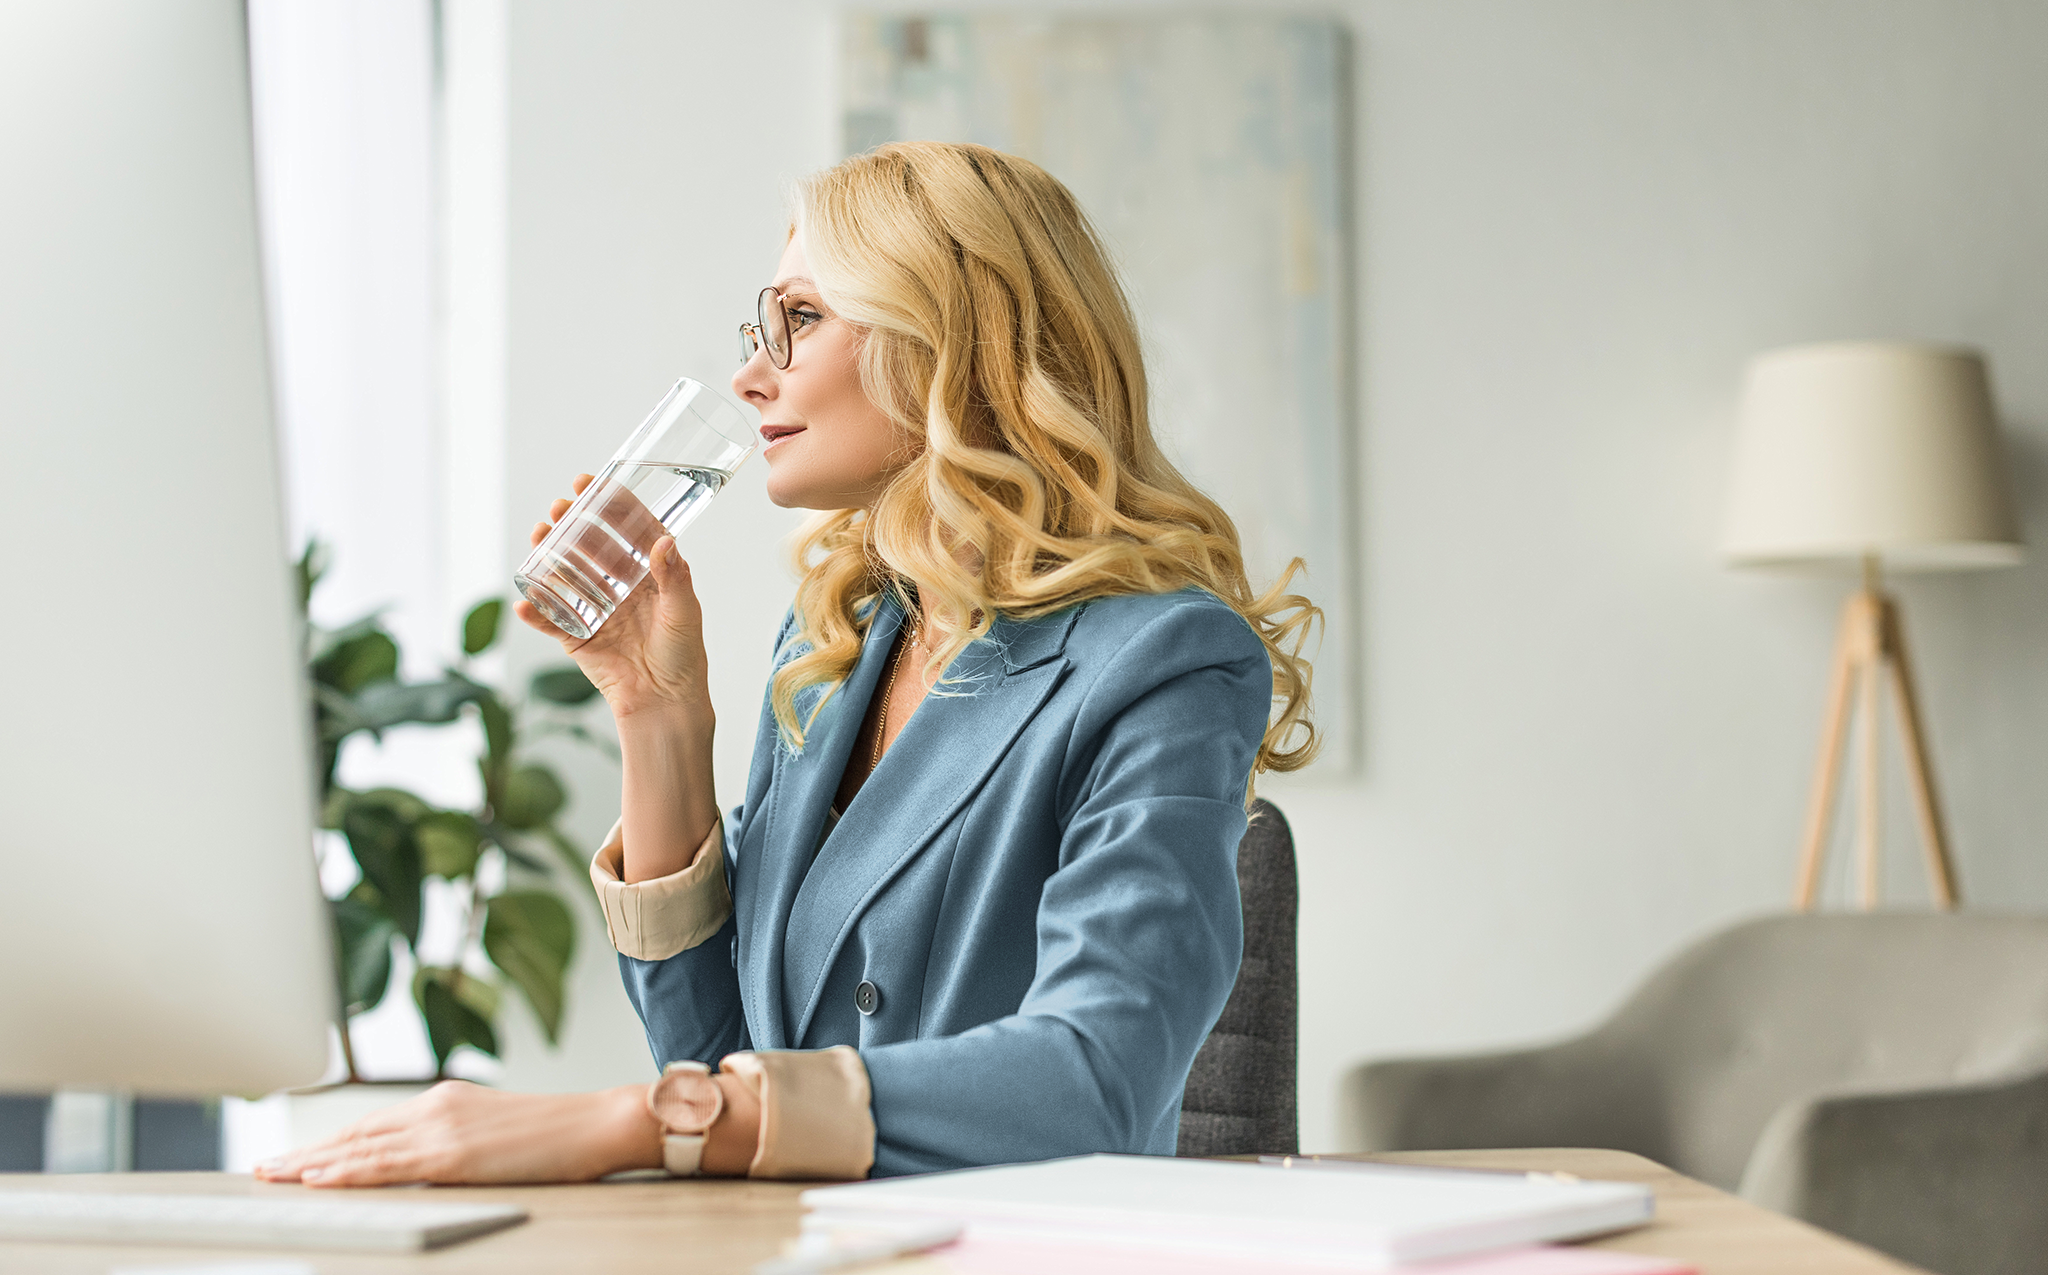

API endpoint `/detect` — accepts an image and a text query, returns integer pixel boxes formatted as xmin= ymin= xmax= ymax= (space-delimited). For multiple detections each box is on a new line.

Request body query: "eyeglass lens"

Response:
xmin=758 ymin=286 xmax=791 ymax=369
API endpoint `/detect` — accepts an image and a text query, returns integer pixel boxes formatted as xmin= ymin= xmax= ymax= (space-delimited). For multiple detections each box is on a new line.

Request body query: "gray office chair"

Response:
xmin=0 ymin=1095 xmax=46 ymax=1172
xmin=1343 ymin=912 xmax=2048 ymax=1275
xmin=0 ymin=1094 xmax=219 ymax=1172
xmin=1179 ymin=797 xmax=1298 ymax=1157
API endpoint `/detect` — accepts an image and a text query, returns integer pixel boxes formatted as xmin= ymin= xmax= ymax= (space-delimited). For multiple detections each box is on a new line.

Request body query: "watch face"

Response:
xmin=648 ymin=1066 xmax=724 ymax=1133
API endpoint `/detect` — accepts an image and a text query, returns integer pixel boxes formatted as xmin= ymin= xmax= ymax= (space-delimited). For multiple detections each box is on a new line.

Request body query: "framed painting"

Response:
xmin=842 ymin=12 xmax=1357 ymax=770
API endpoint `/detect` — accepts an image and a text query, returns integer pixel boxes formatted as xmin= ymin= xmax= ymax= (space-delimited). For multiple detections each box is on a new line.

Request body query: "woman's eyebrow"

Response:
xmin=774 ymin=275 xmax=819 ymax=294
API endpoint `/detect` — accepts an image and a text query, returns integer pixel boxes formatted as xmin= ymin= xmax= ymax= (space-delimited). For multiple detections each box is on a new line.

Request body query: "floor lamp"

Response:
xmin=1722 ymin=342 xmax=2023 ymax=911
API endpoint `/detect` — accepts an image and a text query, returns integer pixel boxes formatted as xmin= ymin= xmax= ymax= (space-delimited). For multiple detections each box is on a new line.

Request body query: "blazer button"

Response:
xmin=854 ymin=980 xmax=880 ymax=1016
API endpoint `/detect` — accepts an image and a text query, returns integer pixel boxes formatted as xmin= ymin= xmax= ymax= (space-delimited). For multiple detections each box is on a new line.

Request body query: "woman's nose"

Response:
xmin=732 ymin=346 xmax=774 ymax=403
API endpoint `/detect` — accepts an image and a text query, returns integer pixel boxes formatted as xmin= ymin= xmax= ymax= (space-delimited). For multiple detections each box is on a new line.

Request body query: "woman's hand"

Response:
xmin=514 ymin=474 xmax=712 ymax=722
xmin=518 ymin=474 xmax=719 ymax=881
xmin=252 ymin=1081 xmax=661 ymax=1188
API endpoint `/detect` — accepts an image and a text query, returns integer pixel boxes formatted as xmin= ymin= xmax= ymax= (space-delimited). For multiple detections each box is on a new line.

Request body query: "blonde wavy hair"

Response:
xmin=774 ymin=141 xmax=1321 ymax=782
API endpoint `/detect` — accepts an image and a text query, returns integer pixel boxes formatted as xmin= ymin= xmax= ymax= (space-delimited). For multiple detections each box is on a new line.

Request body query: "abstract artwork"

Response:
xmin=841 ymin=12 xmax=1357 ymax=769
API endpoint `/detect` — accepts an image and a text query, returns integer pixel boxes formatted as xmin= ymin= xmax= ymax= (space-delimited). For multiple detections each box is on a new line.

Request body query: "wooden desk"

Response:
xmin=0 ymin=1148 xmax=1923 ymax=1274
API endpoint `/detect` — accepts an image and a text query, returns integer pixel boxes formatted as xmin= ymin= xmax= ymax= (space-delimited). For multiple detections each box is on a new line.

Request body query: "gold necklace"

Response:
xmin=871 ymin=613 xmax=921 ymax=774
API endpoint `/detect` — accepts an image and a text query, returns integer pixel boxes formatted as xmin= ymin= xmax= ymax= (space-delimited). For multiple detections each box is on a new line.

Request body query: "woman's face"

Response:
xmin=733 ymin=235 xmax=906 ymax=510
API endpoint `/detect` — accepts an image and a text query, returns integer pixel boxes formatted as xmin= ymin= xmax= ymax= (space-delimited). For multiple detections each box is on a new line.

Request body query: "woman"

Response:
xmin=258 ymin=141 xmax=1318 ymax=1186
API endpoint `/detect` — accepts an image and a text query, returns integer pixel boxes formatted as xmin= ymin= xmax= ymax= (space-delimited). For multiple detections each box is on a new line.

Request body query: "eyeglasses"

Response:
xmin=738 ymin=286 xmax=795 ymax=370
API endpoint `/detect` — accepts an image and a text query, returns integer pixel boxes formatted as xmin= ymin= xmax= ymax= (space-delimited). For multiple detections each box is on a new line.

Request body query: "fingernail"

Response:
xmin=300 ymin=1166 xmax=325 ymax=1182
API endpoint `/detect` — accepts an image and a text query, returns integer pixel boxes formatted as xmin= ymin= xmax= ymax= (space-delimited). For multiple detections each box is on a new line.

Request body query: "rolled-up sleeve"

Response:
xmin=588 ymin=819 xmax=733 ymax=961
xmin=721 ymin=1046 xmax=877 ymax=1180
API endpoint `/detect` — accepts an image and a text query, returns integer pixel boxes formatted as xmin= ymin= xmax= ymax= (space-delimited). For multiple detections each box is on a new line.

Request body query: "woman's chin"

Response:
xmin=763 ymin=475 xmax=807 ymax=509
xmin=764 ymin=476 xmax=831 ymax=511
xmin=764 ymin=470 xmax=868 ymax=512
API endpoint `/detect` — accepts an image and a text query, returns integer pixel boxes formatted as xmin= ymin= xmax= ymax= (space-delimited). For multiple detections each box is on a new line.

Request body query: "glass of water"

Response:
xmin=514 ymin=377 xmax=755 ymax=639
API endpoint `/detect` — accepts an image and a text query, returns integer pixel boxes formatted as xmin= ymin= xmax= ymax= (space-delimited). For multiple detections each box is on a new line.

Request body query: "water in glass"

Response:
xmin=515 ymin=459 xmax=732 ymax=639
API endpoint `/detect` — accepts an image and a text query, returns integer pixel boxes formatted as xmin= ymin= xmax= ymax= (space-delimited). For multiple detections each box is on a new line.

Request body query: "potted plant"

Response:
xmin=297 ymin=543 xmax=612 ymax=1084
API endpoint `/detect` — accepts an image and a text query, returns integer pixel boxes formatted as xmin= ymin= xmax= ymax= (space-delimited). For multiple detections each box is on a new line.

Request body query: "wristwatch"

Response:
xmin=646 ymin=1060 xmax=725 ymax=1177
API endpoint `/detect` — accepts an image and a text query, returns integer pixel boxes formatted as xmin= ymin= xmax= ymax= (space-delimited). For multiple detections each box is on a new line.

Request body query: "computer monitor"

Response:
xmin=0 ymin=0 xmax=333 ymax=1096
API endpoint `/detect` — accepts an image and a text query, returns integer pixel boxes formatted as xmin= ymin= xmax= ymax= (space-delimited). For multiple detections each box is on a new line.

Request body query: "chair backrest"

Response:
xmin=1585 ymin=912 xmax=2048 ymax=1188
xmin=1178 ymin=797 xmax=1298 ymax=1156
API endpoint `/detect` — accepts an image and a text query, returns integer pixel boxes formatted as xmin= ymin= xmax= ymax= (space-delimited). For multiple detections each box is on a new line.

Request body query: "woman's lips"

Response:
xmin=760 ymin=424 xmax=804 ymax=451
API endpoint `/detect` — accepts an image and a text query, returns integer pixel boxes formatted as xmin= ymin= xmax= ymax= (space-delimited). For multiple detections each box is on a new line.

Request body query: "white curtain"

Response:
xmin=249 ymin=0 xmax=442 ymax=666
xmin=245 ymin=0 xmax=507 ymax=1085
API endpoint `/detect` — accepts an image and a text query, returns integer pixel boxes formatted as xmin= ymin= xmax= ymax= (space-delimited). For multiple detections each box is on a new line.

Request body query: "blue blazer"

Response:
xmin=619 ymin=586 xmax=1269 ymax=1177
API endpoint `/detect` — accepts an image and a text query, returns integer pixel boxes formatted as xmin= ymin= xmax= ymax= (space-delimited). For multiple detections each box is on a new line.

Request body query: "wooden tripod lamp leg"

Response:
xmin=1796 ymin=597 xmax=1863 ymax=910
xmin=1879 ymin=599 xmax=1961 ymax=909
xmin=1856 ymin=657 xmax=1883 ymax=910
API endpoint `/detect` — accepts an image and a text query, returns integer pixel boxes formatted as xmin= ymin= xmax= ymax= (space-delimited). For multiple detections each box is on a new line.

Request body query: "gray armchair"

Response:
xmin=1343 ymin=913 xmax=2048 ymax=1275
xmin=1179 ymin=798 xmax=1297 ymax=1157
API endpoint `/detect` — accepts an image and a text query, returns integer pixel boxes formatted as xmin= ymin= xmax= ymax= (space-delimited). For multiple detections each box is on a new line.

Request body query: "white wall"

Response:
xmin=491 ymin=1 xmax=835 ymax=1091
xmin=497 ymin=0 xmax=2048 ymax=1150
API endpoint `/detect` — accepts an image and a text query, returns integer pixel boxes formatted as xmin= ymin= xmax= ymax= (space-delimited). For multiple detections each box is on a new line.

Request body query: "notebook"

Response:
xmin=799 ymin=1154 xmax=1656 ymax=1269
xmin=921 ymin=1237 xmax=1692 ymax=1275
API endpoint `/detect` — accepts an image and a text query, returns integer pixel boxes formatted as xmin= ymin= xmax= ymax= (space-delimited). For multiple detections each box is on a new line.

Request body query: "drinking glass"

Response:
xmin=514 ymin=377 xmax=756 ymax=639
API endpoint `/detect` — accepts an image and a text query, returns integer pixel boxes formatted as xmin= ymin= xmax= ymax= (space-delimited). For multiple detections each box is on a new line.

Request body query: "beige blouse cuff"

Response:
xmin=721 ymin=1047 xmax=877 ymax=1180
xmin=587 ymin=818 xmax=733 ymax=961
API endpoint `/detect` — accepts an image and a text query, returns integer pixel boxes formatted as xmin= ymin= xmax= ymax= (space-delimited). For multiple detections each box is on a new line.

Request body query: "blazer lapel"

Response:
xmin=741 ymin=598 xmax=906 ymax=1050
xmin=780 ymin=605 xmax=1083 ymax=1045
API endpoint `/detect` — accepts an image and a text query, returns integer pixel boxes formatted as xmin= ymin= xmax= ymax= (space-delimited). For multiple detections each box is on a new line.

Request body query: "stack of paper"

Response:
xmin=918 ymin=1238 xmax=1691 ymax=1275
xmin=798 ymin=1155 xmax=1681 ymax=1272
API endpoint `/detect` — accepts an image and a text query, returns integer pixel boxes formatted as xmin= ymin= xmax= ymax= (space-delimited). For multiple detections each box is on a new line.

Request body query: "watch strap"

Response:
xmin=661 ymin=1132 xmax=707 ymax=1177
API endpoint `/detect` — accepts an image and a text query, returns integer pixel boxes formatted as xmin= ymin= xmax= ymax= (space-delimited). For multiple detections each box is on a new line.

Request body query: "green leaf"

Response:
xmin=462 ymin=599 xmax=504 ymax=656
xmin=529 ymin=665 xmax=601 ymax=706
xmin=296 ymin=541 xmax=329 ymax=613
xmin=482 ymin=892 xmax=575 ymax=1043
xmin=496 ymin=765 xmax=566 ymax=831
xmin=308 ymin=614 xmax=387 ymax=660
xmin=543 ymin=826 xmax=597 ymax=890
xmin=314 ymin=631 xmax=399 ymax=695
xmin=478 ymin=689 xmax=514 ymax=763
xmin=348 ymin=677 xmax=490 ymax=733
xmin=454 ymin=970 xmax=502 ymax=1021
xmin=318 ymin=786 xmax=352 ymax=831
xmin=413 ymin=968 xmax=499 ymax=1070
xmin=330 ymin=896 xmax=395 ymax=1014
xmin=340 ymin=800 xmax=422 ymax=944
xmin=477 ymin=822 xmax=552 ymax=874
xmin=476 ymin=690 xmax=514 ymax=813
xmin=417 ymin=810 xmax=485 ymax=879
xmin=354 ymin=787 xmax=433 ymax=822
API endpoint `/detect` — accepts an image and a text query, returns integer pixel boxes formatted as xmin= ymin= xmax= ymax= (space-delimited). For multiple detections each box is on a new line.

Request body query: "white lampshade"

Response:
xmin=1722 ymin=341 xmax=2023 ymax=571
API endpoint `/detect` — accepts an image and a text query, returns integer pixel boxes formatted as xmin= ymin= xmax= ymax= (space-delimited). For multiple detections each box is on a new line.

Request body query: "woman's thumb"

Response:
xmin=650 ymin=535 xmax=681 ymax=585
xmin=650 ymin=535 xmax=697 ymax=612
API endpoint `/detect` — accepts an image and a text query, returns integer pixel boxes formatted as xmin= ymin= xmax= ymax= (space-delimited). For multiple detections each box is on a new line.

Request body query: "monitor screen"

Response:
xmin=0 ymin=0 xmax=334 ymax=1097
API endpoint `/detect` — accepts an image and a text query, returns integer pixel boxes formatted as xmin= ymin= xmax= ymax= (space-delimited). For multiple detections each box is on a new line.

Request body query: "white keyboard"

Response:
xmin=0 ymin=1190 xmax=527 ymax=1252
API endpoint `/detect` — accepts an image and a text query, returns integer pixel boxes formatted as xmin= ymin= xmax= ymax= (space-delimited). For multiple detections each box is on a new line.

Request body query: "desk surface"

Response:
xmin=0 ymin=1148 xmax=1922 ymax=1274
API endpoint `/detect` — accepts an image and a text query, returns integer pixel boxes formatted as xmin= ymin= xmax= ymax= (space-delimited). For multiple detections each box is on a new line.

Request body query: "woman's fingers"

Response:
xmin=651 ymin=536 xmax=704 ymax=629
xmin=300 ymin=1138 xmax=441 ymax=1188
xmin=512 ymin=597 xmax=578 ymax=647
xmin=255 ymin=1082 xmax=480 ymax=1186
xmin=254 ymin=1124 xmax=367 ymax=1181
xmin=276 ymin=1132 xmax=418 ymax=1187
xmin=525 ymin=476 xmax=594 ymax=548
xmin=265 ymin=1084 xmax=658 ymax=1187
xmin=252 ymin=1086 xmax=456 ymax=1183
